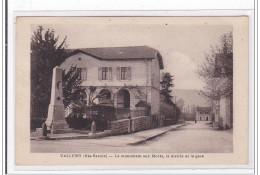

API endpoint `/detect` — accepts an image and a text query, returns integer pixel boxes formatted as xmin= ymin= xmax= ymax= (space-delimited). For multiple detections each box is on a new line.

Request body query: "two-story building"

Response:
xmin=196 ymin=107 xmax=212 ymax=121
xmin=60 ymin=46 xmax=164 ymax=120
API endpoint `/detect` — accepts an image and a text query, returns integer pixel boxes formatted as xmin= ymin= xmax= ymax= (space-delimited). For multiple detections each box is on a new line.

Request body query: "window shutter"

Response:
xmin=77 ymin=68 xmax=82 ymax=80
xmin=82 ymin=68 xmax=87 ymax=80
xmin=127 ymin=67 xmax=131 ymax=80
xmin=109 ymin=67 xmax=112 ymax=80
xmin=98 ymin=67 xmax=102 ymax=80
xmin=116 ymin=67 xmax=120 ymax=80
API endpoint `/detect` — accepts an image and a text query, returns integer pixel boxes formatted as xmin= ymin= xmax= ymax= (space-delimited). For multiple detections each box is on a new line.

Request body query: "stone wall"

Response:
xmin=109 ymin=116 xmax=151 ymax=135
xmin=110 ymin=119 xmax=130 ymax=135
xmin=130 ymin=116 xmax=151 ymax=132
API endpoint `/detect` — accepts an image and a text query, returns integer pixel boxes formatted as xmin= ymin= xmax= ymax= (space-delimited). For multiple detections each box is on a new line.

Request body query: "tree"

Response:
xmin=197 ymin=31 xmax=233 ymax=101
xmin=31 ymin=26 xmax=68 ymax=106
xmin=176 ymin=98 xmax=185 ymax=112
xmin=160 ymin=72 xmax=174 ymax=105
xmin=62 ymin=66 xmax=83 ymax=108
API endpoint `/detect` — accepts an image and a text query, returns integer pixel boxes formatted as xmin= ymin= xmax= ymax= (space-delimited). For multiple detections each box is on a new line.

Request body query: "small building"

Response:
xmin=196 ymin=107 xmax=212 ymax=121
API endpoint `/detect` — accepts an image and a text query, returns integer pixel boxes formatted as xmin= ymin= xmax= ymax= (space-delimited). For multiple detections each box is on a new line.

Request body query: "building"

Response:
xmin=196 ymin=107 xmax=212 ymax=121
xmin=213 ymin=53 xmax=233 ymax=129
xmin=60 ymin=46 xmax=164 ymax=121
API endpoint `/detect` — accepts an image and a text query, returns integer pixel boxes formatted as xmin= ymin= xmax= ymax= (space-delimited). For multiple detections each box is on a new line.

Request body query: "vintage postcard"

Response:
xmin=15 ymin=16 xmax=249 ymax=166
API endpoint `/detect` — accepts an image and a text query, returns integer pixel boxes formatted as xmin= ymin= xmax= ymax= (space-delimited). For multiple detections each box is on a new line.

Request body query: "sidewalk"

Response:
xmin=31 ymin=123 xmax=185 ymax=145
xmin=126 ymin=123 xmax=185 ymax=145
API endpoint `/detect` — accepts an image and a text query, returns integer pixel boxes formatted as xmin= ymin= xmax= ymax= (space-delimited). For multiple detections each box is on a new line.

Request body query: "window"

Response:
xmin=117 ymin=67 xmax=131 ymax=80
xmin=76 ymin=68 xmax=82 ymax=80
xmin=82 ymin=68 xmax=87 ymax=80
xmin=102 ymin=67 xmax=109 ymax=80
xmin=121 ymin=67 xmax=127 ymax=80
xmin=76 ymin=68 xmax=87 ymax=80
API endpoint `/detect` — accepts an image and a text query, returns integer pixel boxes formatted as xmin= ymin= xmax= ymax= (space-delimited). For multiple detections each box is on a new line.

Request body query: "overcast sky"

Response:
xmin=35 ymin=20 xmax=232 ymax=90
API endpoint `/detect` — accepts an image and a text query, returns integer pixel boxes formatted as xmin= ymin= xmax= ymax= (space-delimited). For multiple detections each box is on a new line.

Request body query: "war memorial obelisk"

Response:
xmin=45 ymin=66 xmax=71 ymax=134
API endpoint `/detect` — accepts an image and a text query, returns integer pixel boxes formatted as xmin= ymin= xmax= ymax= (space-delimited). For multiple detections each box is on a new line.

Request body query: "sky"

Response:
xmin=34 ymin=18 xmax=232 ymax=90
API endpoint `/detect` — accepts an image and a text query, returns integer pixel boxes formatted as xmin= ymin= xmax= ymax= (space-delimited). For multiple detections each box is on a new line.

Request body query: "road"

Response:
xmin=31 ymin=121 xmax=232 ymax=153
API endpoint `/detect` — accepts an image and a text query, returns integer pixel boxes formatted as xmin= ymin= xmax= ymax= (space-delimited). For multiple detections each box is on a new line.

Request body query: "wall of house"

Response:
xmin=60 ymin=53 xmax=153 ymax=87
xmin=196 ymin=111 xmax=212 ymax=121
xmin=219 ymin=97 xmax=231 ymax=129
xmin=212 ymin=100 xmax=220 ymax=127
xmin=60 ymin=52 xmax=162 ymax=117
xmin=150 ymin=55 xmax=161 ymax=115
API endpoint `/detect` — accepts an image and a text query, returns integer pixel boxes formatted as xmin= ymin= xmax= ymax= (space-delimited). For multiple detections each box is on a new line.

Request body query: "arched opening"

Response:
xmin=117 ymin=89 xmax=130 ymax=108
xmin=98 ymin=89 xmax=112 ymax=105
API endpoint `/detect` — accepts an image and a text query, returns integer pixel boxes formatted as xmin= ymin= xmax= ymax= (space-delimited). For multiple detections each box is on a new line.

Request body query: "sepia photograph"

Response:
xmin=29 ymin=18 xmax=233 ymax=153
xmin=14 ymin=16 xmax=249 ymax=166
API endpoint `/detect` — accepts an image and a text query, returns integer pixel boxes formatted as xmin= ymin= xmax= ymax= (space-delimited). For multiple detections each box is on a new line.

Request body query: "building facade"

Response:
xmin=60 ymin=46 xmax=164 ymax=120
xmin=196 ymin=107 xmax=212 ymax=121
xmin=213 ymin=53 xmax=233 ymax=129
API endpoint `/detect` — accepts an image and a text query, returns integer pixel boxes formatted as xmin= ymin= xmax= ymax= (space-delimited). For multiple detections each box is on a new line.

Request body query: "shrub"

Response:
xmin=66 ymin=113 xmax=92 ymax=130
xmin=160 ymin=102 xmax=180 ymax=125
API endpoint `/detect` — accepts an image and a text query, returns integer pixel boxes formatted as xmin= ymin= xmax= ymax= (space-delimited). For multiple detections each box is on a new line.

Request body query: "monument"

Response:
xmin=45 ymin=66 xmax=71 ymax=134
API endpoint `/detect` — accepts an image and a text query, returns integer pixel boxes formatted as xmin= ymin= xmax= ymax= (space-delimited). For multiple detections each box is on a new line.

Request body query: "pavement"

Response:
xmin=31 ymin=121 xmax=232 ymax=153
xmin=31 ymin=123 xmax=185 ymax=144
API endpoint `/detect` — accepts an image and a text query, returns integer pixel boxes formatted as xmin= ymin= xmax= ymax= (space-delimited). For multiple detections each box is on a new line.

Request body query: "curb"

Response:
xmin=128 ymin=124 xmax=185 ymax=145
xmin=31 ymin=130 xmax=111 ymax=141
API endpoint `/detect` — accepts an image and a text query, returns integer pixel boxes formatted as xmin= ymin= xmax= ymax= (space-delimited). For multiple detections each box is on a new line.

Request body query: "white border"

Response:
xmin=7 ymin=9 xmax=255 ymax=175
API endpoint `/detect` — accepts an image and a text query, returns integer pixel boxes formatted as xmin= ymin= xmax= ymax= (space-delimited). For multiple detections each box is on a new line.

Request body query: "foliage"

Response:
xmin=31 ymin=26 xmax=68 ymax=105
xmin=30 ymin=118 xmax=46 ymax=131
xmin=62 ymin=66 xmax=83 ymax=108
xmin=160 ymin=72 xmax=175 ymax=105
xmin=66 ymin=113 xmax=92 ymax=130
xmin=176 ymin=98 xmax=185 ymax=112
xmin=197 ymin=32 xmax=233 ymax=101
xmin=65 ymin=111 xmax=111 ymax=131
xmin=160 ymin=102 xmax=180 ymax=122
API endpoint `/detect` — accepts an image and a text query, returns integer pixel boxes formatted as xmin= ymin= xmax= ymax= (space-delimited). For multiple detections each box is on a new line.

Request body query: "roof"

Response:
xmin=65 ymin=46 xmax=164 ymax=69
xmin=196 ymin=107 xmax=212 ymax=112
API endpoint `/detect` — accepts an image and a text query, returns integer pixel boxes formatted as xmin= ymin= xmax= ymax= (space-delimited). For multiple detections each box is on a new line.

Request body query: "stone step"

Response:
xmin=52 ymin=128 xmax=74 ymax=134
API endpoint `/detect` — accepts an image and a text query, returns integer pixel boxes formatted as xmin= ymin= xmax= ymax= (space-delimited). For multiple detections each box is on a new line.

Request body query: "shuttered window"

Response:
xmin=117 ymin=67 xmax=131 ymax=80
xmin=77 ymin=68 xmax=87 ymax=80
xmin=98 ymin=67 xmax=112 ymax=80
xmin=82 ymin=68 xmax=87 ymax=80
xmin=116 ymin=67 xmax=120 ymax=80
xmin=121 ymin=67 xmax=127 ymax=80
xmin=102 ymin=67 xmax=109 ymax=80
xmin=127 ymin=67 xmax=131 ymax=80
xmin=109 ymin=67 xmax=112 ymax=80
xmin=76 ymin=68 xmax=82 ymax=80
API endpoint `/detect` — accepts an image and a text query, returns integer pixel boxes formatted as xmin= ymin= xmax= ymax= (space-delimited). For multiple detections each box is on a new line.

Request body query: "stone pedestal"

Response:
xmin=45 ymin=66 xmax=71 ymax=134
xmin=91 ymin=121 xmax=96 ymax=134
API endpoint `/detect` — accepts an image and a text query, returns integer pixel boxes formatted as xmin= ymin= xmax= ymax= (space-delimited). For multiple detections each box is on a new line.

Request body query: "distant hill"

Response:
xmin=172 ymin=89 xmax=210 ymax=109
